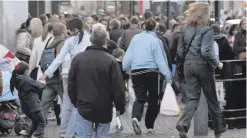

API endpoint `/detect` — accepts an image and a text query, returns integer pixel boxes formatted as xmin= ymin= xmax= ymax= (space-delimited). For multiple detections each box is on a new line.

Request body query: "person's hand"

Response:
xmin=39 ymin=74 xmax=47 ymax=81
xmin=218 ymin=62 xmax=224 ymax=70
xmin=38 ymin=80 xmax=46 ymax=85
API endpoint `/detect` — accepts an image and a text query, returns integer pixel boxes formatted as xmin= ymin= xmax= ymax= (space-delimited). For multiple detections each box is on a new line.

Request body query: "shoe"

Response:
xmin=19 ymin=130 xmax=28 ymax=136
xmin=215 ymin=124 xmax=228 ymax=138
xmin=57 ymin=118 xmax=61 ymax=125
xmin=132 ymin=118 xmax=142 ymax=135
xmin=147 ymin=128 xmax=155 ymax=133
xmin=176 ymin=125 xmax=187 ymax=138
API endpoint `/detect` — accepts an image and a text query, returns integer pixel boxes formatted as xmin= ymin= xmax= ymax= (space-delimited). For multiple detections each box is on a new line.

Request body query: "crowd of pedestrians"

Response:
xmin=9 ymin=1 xmax=246 ymax=138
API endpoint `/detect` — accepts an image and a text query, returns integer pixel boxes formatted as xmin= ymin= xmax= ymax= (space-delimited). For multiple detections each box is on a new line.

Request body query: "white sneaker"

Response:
xmin=147 ymin=128 xmax=155 ymax=133
xmin=132 ymin=118 xmax=142 ymax=135
xmin=19 ymin=130 xmax=28 ymax=136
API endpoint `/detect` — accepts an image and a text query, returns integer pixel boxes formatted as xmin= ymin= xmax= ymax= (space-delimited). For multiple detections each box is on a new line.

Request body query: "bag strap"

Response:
xmin=183 ymin=27 xmax=200 ymax=58
xmin=45 ymin=37 xmax=54 ymax=49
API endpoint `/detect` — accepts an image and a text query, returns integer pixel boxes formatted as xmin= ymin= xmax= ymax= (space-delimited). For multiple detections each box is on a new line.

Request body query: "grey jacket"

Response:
xmin=119 ymin=24 xmax=142 ymax=51
xmin=177 ymin=25 xmax=219 ymax=68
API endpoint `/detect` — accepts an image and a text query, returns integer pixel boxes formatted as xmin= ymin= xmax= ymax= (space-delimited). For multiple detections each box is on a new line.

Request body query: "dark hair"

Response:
xmin=67 ymin=18 xmax=84 ymax=44
xmin=39 ymin=14 xmax=48 ymax=26
xmin=229 ymin=24 xmax=237 ymax=36
xmin=91 ymin=14 xmax=99 ymax=22
xmin=144 ymin=18 xmax=156 ymax=31
xmin=211 ymin=24 xmax=220 ymax=34
xmin=25 ymin=18 xmax=32 ymax=28
xmin=10 ymin=62 xmax=29 ymax=93
xmin=144 ymin=11 xmax=153 ymax=20
xmin=46 ymin=13 xmax=51 ymax=19
xmin=157 ymin=24 xmax=167 ymax=33
xmin=130 ymin=16 xmax=139 ymax=25
xmin=20 ymin=22 xmax=26 ymax=30
xmin=123 ymin=23 xmax=130 ymax=30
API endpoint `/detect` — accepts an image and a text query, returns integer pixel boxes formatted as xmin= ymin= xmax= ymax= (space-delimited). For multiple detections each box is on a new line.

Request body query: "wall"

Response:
xmin=0 ymin=1 xmax=28 ymax=52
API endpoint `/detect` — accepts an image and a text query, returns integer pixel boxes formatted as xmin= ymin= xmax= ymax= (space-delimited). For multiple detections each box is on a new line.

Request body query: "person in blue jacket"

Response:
xmin=123 ymin=18 xmax=172 ymax=135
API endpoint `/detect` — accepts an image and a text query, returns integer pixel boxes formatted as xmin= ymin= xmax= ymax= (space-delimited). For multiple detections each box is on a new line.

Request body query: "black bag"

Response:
xmin=176 ymin=28 xmax=200 ymax=77
xmin=15 ymin=52 xmax=30 ymax=63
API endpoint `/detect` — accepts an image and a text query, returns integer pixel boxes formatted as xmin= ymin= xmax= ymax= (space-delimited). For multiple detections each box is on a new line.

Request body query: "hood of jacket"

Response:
xmin=16 ymin=29 xmax=28 ymax=35
xmin=214 ymin=34 xmax=226 ymax=40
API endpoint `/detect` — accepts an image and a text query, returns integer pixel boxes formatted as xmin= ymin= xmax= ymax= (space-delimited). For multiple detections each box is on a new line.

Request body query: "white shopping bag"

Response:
xmin=160 ymin=83 xmax=179 ymax=116
xmin=125 ymin=79 xmax=136 ymax=118
xmin=110 ymin=107 xmax=117 ymax=133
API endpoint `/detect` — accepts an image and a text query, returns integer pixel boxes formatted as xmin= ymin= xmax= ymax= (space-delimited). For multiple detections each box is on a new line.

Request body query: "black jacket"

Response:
xmin=109 ymin=28 xmax=123 ymax=44
xmin=117 ymin=61 xmax=129 ymax=81
xmin=107 ymin=39 xmax=118 ymax=55
xmin=233 ymin=31 xmax=246 ymax=54
xmin=15 ymin=75 xmax=45 ymax=114
xmin=68 ymin=46 xmax=126 ymax=123
xmin=214 ymin=34 xmax=236 ymax=60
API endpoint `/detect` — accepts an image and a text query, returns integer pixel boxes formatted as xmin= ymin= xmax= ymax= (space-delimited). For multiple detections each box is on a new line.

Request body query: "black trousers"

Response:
xmin=177 ymin=62 xmax=226 ymax=135
xmin=131 ymin=71 xmax=163 ymax=129
xmin=26 ymin=110 xmax=46 ymax=137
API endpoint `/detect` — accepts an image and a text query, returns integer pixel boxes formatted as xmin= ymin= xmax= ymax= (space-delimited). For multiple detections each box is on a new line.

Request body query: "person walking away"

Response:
xmin=39 ymin=18 xmax=91 ymax=138
xmin=175 ymin=2 xmax=227 ymax=138
xmin=15 ymin=18 xmax=33 ymax=63
xmin=123 ymin=18 xmax=172 ymax=135
xmin=164 ymin=20 xmax=178 ymax=49
xmin=39 ymin=14 xmax=48 ymax=26
xmin=233 ymin=17 xmax=246 ymax=75
xmin=119 ymin=16 xmax=142 ymax=51
xmin=68 ymin=24 xmax=125 ymax=138
xmin=10 ymin=62 xmax=46 ymax=138
xmin=109 ymin=19 xmax=123 ymax=44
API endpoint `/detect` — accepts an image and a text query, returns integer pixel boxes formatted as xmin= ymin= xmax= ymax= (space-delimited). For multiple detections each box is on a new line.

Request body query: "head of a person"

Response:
xmin=67 ymin=18 xmax=84 ymax=44
xmin=144 ymin=11 xmax=153 ymax=20
xmin=10 ymin=62 xmax=29 ymax=93
xmin=90 ymin=23 xmax=108 ymax=48
xmin=46 ymin=13 xmax=51 ymax=19
xmin=29 ymin=18 xmax=43 ymax=38
xmin=229 ymin=24 xmax=238 ymax=36
xmin=39 ymin=14 xmax=48 ymax=26
xmin=176 ymin=16 xmax=184 ymax=24
xmin=130 ymin=16 xmax=140 ymax=25
xmin=53 ymin=22 xmax=67 ymax=38
xmin=123 ymin=23 xmax=130 ymax=30
xmin=144 ymin=18 xmax=156 ymax=31
xmin=84 ymin=17 xmax=94 ymax=28
xmin=42 ymin=23 xmax=53 ymax=41
xmin=184 ymin=2 xmax=210 ymax=27
xmin=119 ymin=17 xmax=127 ymax=25
xmin=169 ymin=20 xmax=178 ymax=29
xmin=109 ymin=19 xmax=121 ymax=30
xmin=91 ymin=14 xmax=99 ymax=24
xmin=211 ymin=24 xmax=220 ymax=35
xmin=156 ymin=24 xmax=167 ymax=34
xmin=99 ymin=18 xmax=109 ymax=31
xmin=112 ymin=48 xmax=125 ymax=61
xmin=25 ymin=18 xmax=32 ymax=31
xmin=239 ymin=17 xmax=246 ymax=32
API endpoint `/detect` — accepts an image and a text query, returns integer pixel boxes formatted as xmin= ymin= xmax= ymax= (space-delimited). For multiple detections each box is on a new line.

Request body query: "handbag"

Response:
xmin=176 ymin=27 xmax=200 ymax=77
xmin=15 ymin=52 xmax=30 ymax=63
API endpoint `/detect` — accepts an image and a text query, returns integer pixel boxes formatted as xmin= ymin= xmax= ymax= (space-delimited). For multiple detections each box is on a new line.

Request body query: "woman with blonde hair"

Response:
xmin=176 ymin=2 xmax=227 ymax=138
xmin=29 ymin=18 xmax=43 ymax=39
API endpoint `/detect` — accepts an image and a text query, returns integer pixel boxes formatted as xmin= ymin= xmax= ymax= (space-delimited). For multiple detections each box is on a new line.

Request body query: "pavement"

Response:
xmin=0 ymin=107 xmax=246 ymax=138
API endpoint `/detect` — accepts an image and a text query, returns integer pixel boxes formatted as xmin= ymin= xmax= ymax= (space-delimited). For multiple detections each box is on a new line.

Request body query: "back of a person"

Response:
xmin=73 ymin=48 xmax=116 ymax=123
xmin=130 ymin=31 xmax=159 ymax=69
xmin=124 ymin=25 xmax=142 ymax=49
xmin=109 ymin=28 xmax=122 ymax=43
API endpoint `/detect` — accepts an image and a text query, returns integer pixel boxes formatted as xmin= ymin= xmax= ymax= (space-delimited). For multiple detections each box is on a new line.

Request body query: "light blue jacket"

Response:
xmin=122 ymin=31 xmax=172 ymax=80
xmin=45 ymin=31 xmax=91 ymax=78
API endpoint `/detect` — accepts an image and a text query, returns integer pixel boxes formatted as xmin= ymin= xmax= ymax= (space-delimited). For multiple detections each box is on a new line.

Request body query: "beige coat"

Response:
xmin=16 ymin=30 xmax=32 ymax=56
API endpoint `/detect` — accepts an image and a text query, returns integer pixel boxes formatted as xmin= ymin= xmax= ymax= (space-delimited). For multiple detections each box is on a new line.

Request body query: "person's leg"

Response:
xmin=200 ymin=68 xmax=227 ymax=137
xmin=179 ymin=77 xmax=188 ymax=103
xmin=65 ymin=107 xmax=77 ymax=137
xmin=176 ymin=64 xmax=202 ymax=136
xmin=26 ymin=113 xmax=38 ymax=138
xmin=53 ymin=99 xmax=61 ymax=125
xmin=95 ymin=123 xmax=110 ymax=138
xmin=40 ymin=85 xmax=57 ymax=119
xmin=32 ymin=111 xmax=46 ymax=137
xmin=145 ymin=72 xmax=161 ymax=130
xmin=75 ymin=110 xmax=93 ymax=138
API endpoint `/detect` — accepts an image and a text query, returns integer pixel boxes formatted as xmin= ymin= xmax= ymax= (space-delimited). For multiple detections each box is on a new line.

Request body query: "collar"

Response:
xmin=86 ymin=45 xmax=108 ymax=53
xmin=142 ymin=31 xmax=157 ymax=36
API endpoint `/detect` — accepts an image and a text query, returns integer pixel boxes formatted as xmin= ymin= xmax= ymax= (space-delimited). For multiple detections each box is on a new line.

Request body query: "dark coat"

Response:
xmin=233 ymin=31 xmax=246 ymax=54
xmin=15 ymin=75 xmax=45 ymax=114
xmin=117 ymin=61 xmax=129 ymax=81
xmin=107 ymin=39 xmax=118 ymax=55
xmin=68 ymin=46 xmax=126 ymax=123
xmin=214 ymin=34 xmax=236 ymax=60
xmin=109 ymin=28 xmax=123 ymax=44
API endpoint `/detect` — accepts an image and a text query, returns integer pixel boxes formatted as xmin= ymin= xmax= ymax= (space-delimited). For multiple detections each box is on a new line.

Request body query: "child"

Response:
xmin=112 ymin=48 xmax=129 ymax=82
xmin=10 ymin=61 xmax=46 ymax=138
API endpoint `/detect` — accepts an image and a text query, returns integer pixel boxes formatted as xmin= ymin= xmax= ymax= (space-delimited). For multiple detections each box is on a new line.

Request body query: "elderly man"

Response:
xmin=68 ymin=24 xmax=126 ymax=138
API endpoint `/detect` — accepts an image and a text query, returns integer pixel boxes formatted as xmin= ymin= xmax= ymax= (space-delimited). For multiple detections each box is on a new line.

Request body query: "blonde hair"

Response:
xmin=109 ymin=19 xmax=121 ymax=29
xmin=53 ymin=22 xmax=67 ymax=37
xmin=184 ymin=2 xmax=210 ymax=26
xmin=29 ymin=18 xmax=43 ymax=38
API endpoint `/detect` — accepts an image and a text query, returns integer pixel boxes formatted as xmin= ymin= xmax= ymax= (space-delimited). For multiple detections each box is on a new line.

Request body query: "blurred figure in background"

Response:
xmin=39 ymin=14 xmax=48 ymax=26
xmin=109 ymin=19 xmax=123 ymax=44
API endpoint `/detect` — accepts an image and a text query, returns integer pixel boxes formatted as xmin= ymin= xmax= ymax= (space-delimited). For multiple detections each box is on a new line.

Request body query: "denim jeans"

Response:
xmin=75 ymin=110 xmax=110 ymax=138
xmin=60 ymin=77 xmax=76 ymax=138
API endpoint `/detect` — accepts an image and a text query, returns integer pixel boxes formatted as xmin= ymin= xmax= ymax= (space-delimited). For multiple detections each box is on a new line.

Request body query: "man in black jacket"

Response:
xmin=68 ymin=24 xmax=125 ymax=138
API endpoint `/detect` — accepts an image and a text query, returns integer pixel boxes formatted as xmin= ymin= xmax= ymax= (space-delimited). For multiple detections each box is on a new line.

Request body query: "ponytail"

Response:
xmin=78 ymin=30 xmax=84 ymax=44
xmin=10 ymin=69 xmax=17 ymax=94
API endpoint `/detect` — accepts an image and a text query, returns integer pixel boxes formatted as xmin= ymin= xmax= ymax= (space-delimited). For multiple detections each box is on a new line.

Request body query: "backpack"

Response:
xmin=40 ymin=37 xmax=56 ymax=73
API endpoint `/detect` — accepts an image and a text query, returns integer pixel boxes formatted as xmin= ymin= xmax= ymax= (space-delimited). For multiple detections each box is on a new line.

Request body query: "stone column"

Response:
xmin=0 ymin=0 xmax=28 ymax=52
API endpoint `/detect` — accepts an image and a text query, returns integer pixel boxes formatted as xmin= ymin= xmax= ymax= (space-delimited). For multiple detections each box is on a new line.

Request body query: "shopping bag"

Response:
xmin=160 ymin=83 xmax=179 ymax=116
xmin=110 ymin=107 xmax=117 ymax=133
xmin=125 ymin=79 xmax=136 ymax=118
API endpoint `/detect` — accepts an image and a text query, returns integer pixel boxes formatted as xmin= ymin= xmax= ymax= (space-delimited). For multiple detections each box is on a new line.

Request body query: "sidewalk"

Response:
xmin=1 ymin=111 xmax=246 ymax=138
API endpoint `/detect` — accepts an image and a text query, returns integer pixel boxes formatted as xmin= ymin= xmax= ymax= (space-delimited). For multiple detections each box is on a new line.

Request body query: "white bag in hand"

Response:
xmin=160 ymin=83 xmax=179 ymax=116
xmin=126 ymin=79 xmax=136 ymax=118
xmin=110 ymin=107 xmax=117 ymax=133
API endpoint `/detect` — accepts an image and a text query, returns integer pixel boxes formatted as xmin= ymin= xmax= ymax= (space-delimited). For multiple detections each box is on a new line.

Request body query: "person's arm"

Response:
xmin=119 ymin=31 xmax=126 ymax=50
xmin=233 ymin=34 xmax=246 ymax=53
xmin=201 ymin=29 xmax=219 ymax=68
xmin=44 ymin=38 xmax=71 ymax=78
xmin=28 ymin=40 xmax=38 ymax=74
xmin=154 ymin=40 xmax=172 ymax=80
xmin=111 ymin=60 xmax=126 ymax=115
xmin=170 ymin=33 xmax=179 ymax=63
xmin=68 ymin=57 xmax=77 ymax=108
xmin=176 ymin=30 xmax=185 ymax=60
xmin=16 ymin=33 xmax=31 ymax=56
xmin=122 ymin=36 xmax=135 ymax=71
xmin=31 ymin=79 xmax=45 ymax=95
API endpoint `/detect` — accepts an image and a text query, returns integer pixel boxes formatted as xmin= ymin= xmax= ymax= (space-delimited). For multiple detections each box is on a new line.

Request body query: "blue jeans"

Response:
xmin=75 ymin=110 xmax=110 ymax=138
